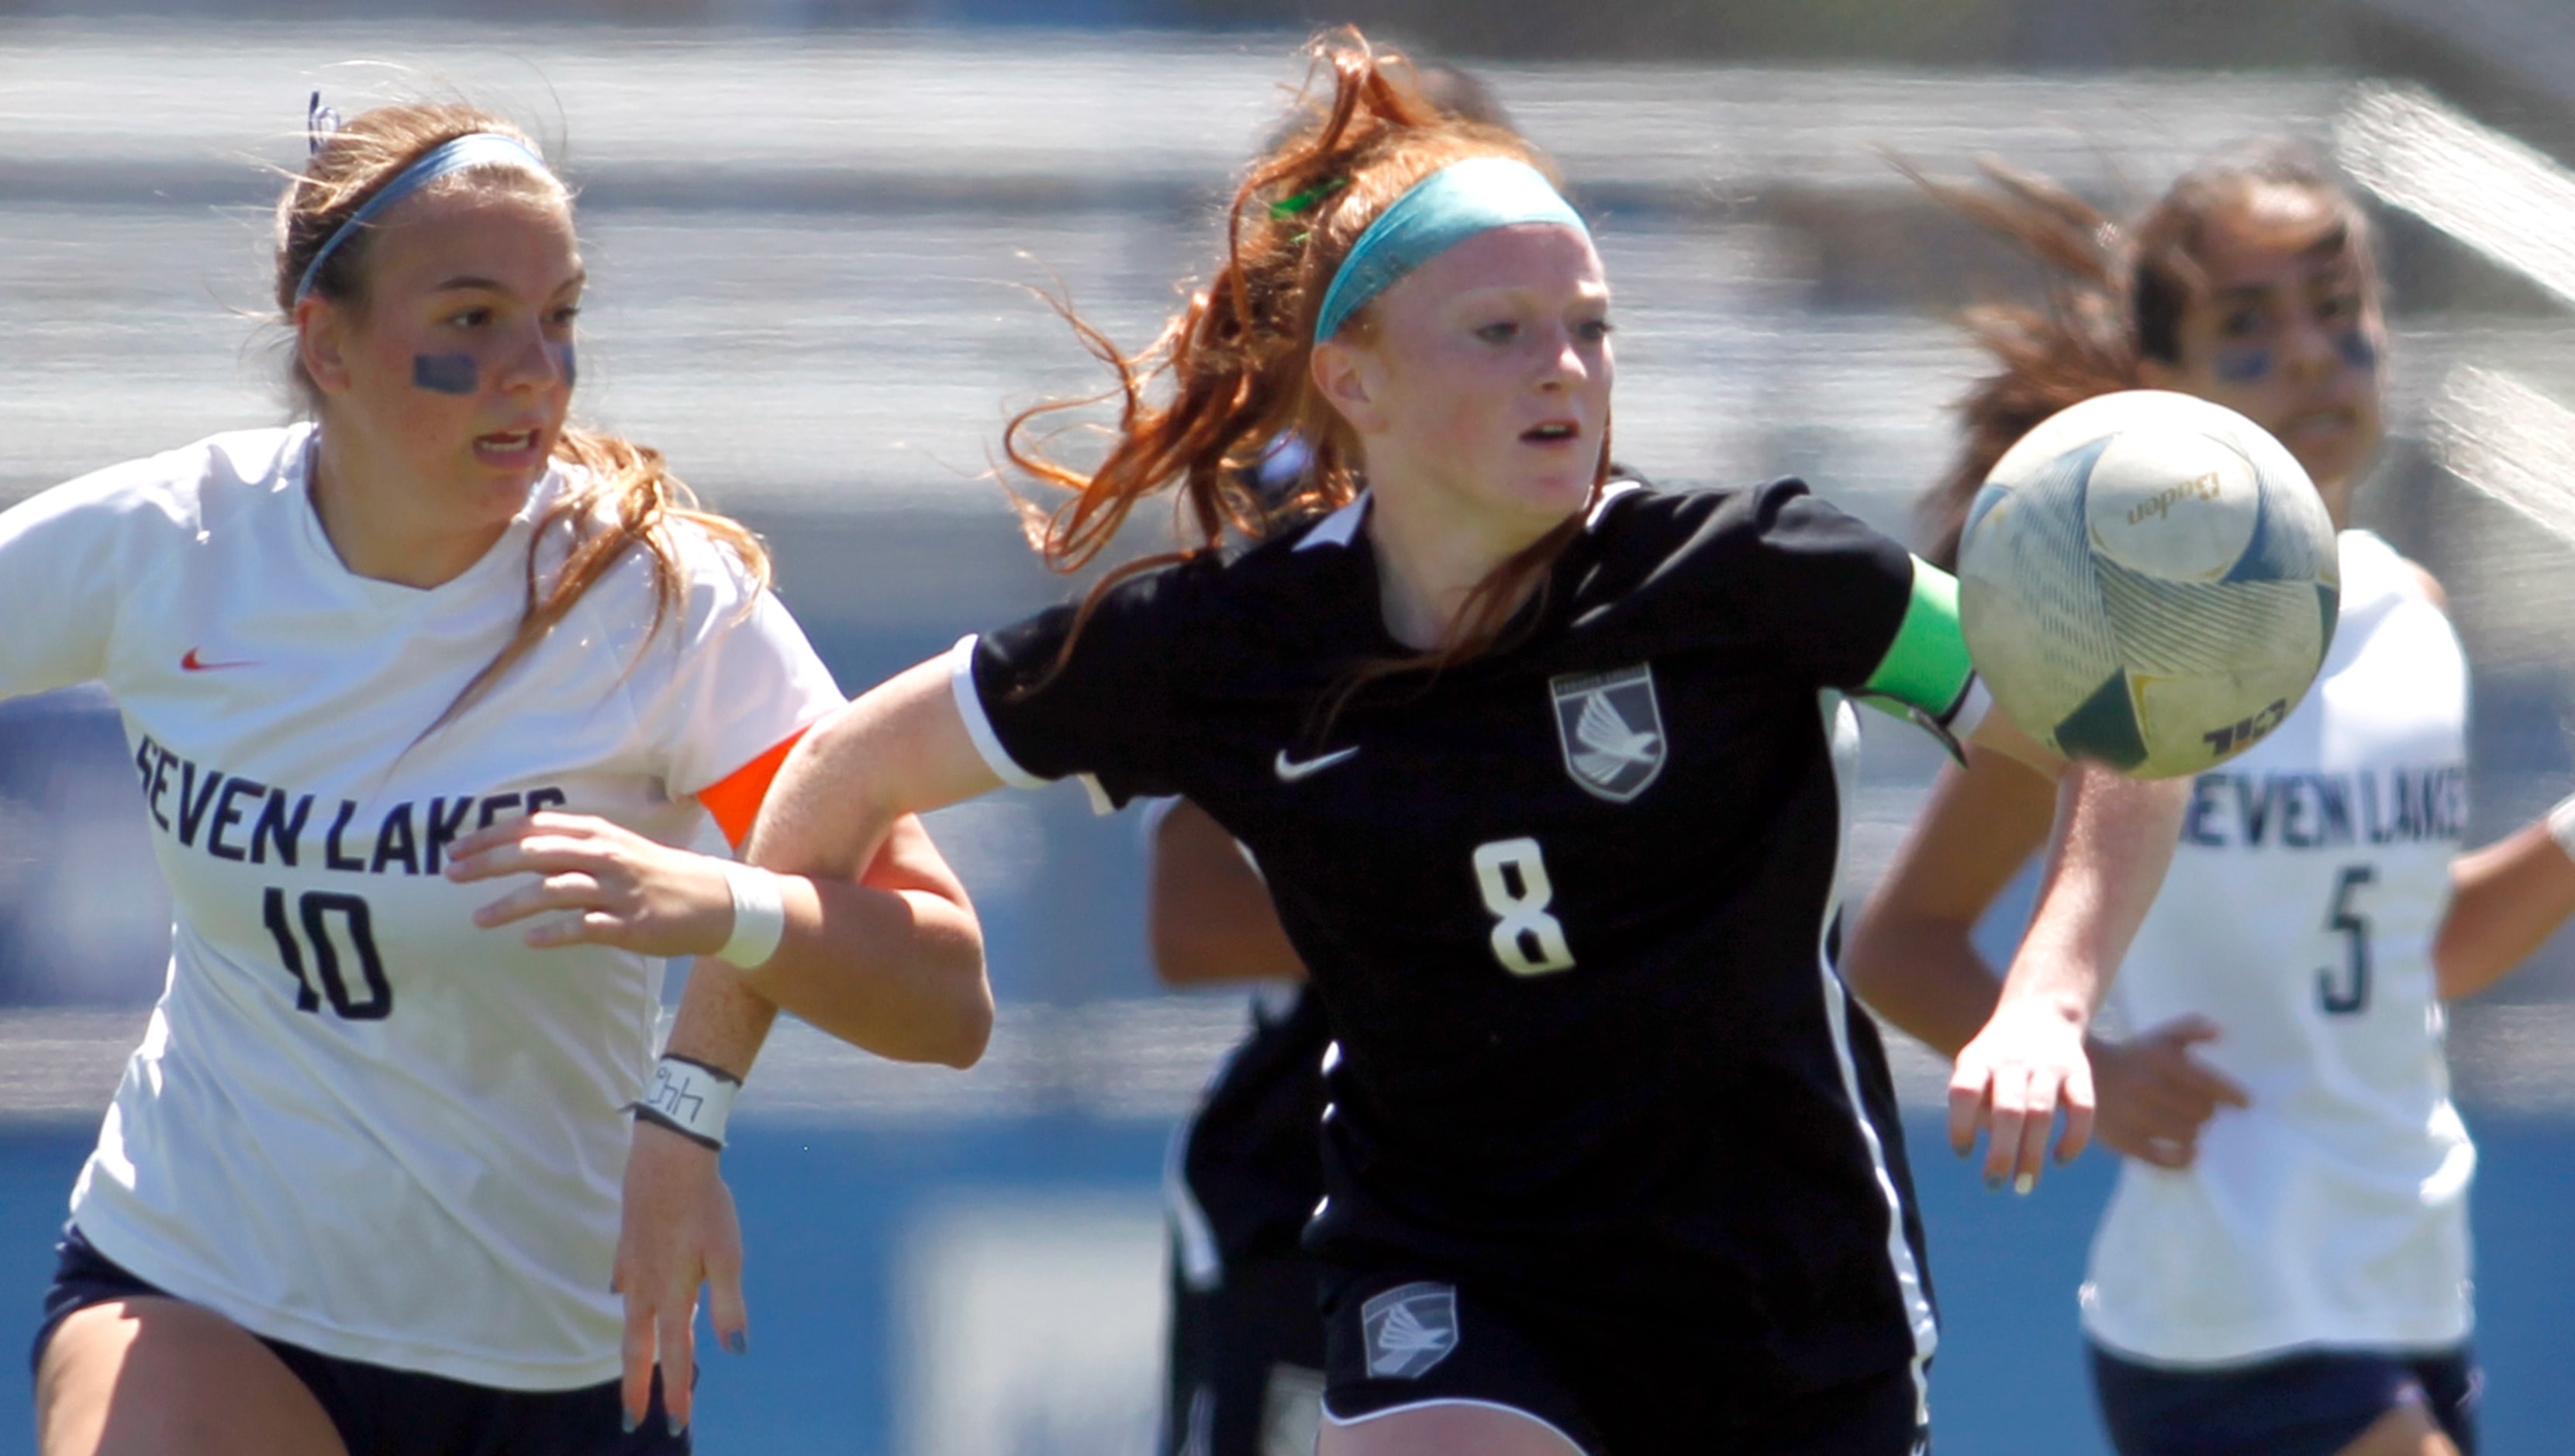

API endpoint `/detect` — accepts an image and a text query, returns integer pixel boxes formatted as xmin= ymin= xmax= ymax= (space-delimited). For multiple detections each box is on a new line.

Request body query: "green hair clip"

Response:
xmin=1268 ymin=177 xmax=1348 ymax=220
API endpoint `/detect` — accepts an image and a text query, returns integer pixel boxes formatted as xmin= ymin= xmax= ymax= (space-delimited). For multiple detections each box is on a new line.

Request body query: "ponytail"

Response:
xmin=1004 ymin=29 xmax=1598 ymax=692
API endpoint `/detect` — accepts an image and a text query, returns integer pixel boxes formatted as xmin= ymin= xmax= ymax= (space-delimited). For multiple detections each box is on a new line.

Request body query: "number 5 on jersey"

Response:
xmin=1473 ymin=838 xmax=1575 ymax=976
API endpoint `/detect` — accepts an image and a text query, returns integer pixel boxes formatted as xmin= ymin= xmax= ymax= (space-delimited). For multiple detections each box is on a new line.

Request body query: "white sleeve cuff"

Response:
xmin=947 ymin=633 xmax=1048 ymax=790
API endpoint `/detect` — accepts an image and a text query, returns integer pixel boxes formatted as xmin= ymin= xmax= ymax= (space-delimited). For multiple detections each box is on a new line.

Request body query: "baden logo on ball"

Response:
xmin=1958 ymin=390 xmax=2340 ymax=778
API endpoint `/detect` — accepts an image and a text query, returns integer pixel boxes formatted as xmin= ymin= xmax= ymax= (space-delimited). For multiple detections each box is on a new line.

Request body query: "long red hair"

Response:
xmin=1004 ymin=29 xmax=1605 ymax=686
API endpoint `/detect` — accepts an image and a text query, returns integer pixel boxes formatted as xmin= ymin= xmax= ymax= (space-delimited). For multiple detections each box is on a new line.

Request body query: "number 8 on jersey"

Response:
xmin=1472 ymin=838 xmax=1575 ymax=976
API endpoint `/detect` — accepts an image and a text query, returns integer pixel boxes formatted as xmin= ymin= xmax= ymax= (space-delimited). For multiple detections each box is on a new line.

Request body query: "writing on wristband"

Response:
xmin=632 ymin=1054 xmax=741 ymax=1151
xmin=716 ymin=860 xmax=786 ymax=969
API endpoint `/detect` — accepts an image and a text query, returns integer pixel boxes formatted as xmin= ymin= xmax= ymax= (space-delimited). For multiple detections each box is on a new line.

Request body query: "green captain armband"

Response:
xmin=1855 ymin=557 xmax=1981 ymax=754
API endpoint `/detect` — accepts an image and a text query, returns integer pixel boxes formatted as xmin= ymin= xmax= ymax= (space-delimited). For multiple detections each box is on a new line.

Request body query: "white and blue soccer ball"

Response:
xmin=1958 ymin=389 xmax=2339 ymax=779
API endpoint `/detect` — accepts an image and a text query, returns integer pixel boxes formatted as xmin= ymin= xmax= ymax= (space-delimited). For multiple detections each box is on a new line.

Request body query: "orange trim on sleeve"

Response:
xmin=699 ymin=727 xmax=812 ymax=850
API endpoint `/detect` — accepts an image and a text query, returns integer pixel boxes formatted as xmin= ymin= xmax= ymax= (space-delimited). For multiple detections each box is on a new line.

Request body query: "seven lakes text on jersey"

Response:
xmin=130 ymin=730 xmax=564 ymax=875
xmin=2181 ymin=764 xmax=2467 ymax=850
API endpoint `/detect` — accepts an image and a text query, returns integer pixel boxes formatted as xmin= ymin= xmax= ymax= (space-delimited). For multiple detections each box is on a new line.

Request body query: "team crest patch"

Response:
xmin=1360 ymin=1281 xmax=1459 ymax=1379
xmin=1548 ymin=663 xmax=1665 ymax=802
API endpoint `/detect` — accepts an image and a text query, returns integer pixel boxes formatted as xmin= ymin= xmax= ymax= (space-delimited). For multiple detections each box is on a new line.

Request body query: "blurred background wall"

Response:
xmin=5 ymin=2 xmax=2575 ymax=1452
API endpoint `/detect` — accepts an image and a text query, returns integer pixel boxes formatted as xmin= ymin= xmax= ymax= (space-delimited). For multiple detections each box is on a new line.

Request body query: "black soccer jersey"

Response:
xmin=963 ymin=479 xmax=1973 ymax=1393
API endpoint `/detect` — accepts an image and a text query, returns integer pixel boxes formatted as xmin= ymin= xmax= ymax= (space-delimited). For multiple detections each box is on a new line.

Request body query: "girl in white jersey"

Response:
xmin=1846 ymin=146 xmax=2575 ymax=1456
xmin=16 ymin=100 xmax=989 ymax=1456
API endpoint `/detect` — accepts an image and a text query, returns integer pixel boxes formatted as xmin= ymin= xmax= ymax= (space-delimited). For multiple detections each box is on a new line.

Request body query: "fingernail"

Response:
xmin=671 ymin=1417 xmax=688 ymax=1437
xmin=621 ymin=1410 xmax=638 ymax=1434
xmin=723 ymin=1330 xmax=748 ymax=1356
xmin=1983 ymin=1171 xmax=2003 ymax=1192
xmin=2014 ymin=1172 xmax=2035 ymax=1196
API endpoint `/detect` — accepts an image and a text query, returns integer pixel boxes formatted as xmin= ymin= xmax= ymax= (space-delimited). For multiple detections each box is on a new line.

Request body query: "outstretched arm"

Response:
xmin=610 ymin=654 xmax=1003 ymax=1434
xmin=1941 ymin=716 xmax=2189 ymax=1192
xmin=2433 ymin=813 xmax=2575 ymax=1001
xmin=1848 ymin=733 xmax=2243 ymax=1180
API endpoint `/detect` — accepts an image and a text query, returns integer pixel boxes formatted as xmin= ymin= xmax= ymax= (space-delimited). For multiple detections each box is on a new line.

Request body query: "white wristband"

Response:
xmin=2546 ymin=792 xmax=2575 ymax=863
xmin=633 ymin=1054 xmax=740 ymax=1151
xmin=715 ymin=860 xmax=786 ymax=970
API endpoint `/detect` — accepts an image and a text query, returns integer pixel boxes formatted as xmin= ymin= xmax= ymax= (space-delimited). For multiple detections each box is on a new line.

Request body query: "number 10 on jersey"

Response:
xmin=1473 ymin=839 xmax=1576 ymax=976
xmin=262 ymin=888 xmax=393 ymax=1020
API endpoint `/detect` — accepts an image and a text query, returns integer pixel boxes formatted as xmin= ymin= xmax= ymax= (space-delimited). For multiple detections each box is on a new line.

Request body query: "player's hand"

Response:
xmin=615 ymin=1118 xmax=749 ymax=1436
xmin=446 ymin=812 xmax=732 ymax=956
xmin=2087 ymin=1016 xmax=2250 ymax=1169
xmin=1949 ymin=992 xmax=2093 ymax=1193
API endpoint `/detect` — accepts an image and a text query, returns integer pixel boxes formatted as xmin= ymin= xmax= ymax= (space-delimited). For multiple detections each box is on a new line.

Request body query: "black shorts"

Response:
xmin=1163 ymin=1251 xmax=1329 ymax=1456
xmin=33 ymin=1224 xmax=689 ymax=1456
xmin=2090 ymin=1341 xmax=2478 ymax=1456
xmin=1319 ymin=1268 xmax=1931 ymax=1456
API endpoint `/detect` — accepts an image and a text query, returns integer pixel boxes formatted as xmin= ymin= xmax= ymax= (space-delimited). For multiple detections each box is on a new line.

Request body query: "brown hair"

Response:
xmin=1003 ymin=30 xmax=1604 ymax=695
xmin=1909 ymin=143 xmax=2375 ymax=568
xmin=278 ymin=102 xmax=771 ymax=732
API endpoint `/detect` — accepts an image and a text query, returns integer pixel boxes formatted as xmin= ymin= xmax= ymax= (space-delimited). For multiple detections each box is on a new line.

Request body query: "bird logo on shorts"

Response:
xmin=1548 ymin=664 xmax=1666 ymax=802
xmin=1360 ymin=1281 xmax=1460 ymax=1379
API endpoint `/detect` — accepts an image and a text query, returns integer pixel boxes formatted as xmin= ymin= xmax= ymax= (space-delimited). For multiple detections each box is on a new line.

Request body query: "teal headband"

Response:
xmin=294 ymin=133 xmax=553 ymax=305
xmin=1312 ymin=157 xmax=1587 ymax=343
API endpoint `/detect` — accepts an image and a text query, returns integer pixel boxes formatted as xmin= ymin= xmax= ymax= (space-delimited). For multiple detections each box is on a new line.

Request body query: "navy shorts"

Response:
xmin=33 ymin=1225 xmax=689 ymax=1456
xmin=1320 ymin=1268 xmax=1931 ymax=1455
xmin=2091 ymin=1341 xmax=2478 ymax=1456
xmin=1162 ymin=1251 xmax=1327 ymax=1456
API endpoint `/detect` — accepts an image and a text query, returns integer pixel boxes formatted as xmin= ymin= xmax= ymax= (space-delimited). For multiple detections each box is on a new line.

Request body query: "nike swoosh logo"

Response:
xmin=180 ymin=648 xmax=256 ymax=671
xmin=1273 ymin=747 xmax=1359 ymax=782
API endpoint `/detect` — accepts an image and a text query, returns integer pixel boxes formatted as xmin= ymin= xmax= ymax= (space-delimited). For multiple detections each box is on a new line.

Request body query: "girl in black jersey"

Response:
xmin=603 ymin=33 xmax=2189 ymax=1456
xmin=1150 ymin=63 xmax=1519 ymax=1456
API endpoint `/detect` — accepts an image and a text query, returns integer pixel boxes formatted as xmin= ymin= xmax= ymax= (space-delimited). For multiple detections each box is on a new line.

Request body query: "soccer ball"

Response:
xmin=1957 ymin=389 xmax=2339 ymax=778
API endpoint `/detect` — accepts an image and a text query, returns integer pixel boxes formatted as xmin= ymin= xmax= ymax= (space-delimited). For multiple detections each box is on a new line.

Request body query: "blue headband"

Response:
xmin=1312 ymin=157 xmax=1587 ymax=342
xmin=293 ymin=133 xmax=553 ymax=305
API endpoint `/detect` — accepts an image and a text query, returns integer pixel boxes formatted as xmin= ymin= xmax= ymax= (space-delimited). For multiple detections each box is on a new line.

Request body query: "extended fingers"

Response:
xmin=656 ymin=1301 xmax=697 ymax=1436
xmin=620 ymin=1287 xmax=659 ymax=1434
xmin=1948 ymin=1061 xmax=1991 ymax=1158
xmin=2053 ymin=1060 xmax=2095 ymax=1166
xmin=471 ymin=873 xmax=606 ymax=929
xmin=706 ymin=1240 xmax=749 ymax=1358
xmin=2180 ymin=1058 xmax=2252 ymax=1110
xmin=1993 ymin=1064 xmax=2056 ymax=1190
xmin=1980 ymin=1065 xmax=2033 ymax=1189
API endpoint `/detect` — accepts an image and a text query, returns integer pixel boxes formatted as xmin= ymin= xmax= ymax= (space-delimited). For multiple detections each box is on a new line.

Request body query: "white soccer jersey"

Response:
xmin=2082 ymin=529 xmax=2473 ymax=1365
xmin=0 ymin=425 xmax=840 ymax=1389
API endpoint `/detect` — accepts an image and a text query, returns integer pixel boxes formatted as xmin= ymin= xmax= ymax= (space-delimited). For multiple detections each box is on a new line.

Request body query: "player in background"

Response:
xmin=612 ymin=33 xmax=2190 ymax=1456
xmin=1845 ymin=146 xmax=2575 ymax=1456
xmin=16 ymin=100 xmax=988 ymax=1456
xmin=1148 ymin=792 xmax=1329 ymax=1456
xmin=1146 ymin=61 xmax=1514 ymax=1456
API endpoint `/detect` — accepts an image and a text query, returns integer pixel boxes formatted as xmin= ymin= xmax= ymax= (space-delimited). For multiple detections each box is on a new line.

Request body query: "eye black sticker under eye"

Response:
xmin=412 ymin=354 xmax=477 ymax=395
xmin=2336 ymin=330 xmax=2378 ymax=372
xmin=553 ymin=342 xmax=578 ymax=388
xmin=2214 ymin=348 xmax=2272 ymax=384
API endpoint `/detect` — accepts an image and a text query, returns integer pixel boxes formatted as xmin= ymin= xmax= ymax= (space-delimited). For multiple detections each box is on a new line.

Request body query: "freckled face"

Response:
xmin=310 ymin=186 xmax=584 ymax=533
xmin=2142 ymin=204 xmax=2387 ymax=512
xmin=1337 ymin=223 xmax=1613 ymax=540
